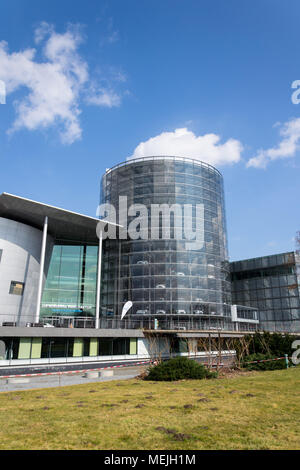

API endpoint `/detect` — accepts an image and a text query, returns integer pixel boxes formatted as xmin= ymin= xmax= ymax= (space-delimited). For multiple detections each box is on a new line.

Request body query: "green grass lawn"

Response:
xmin=0 ymin=367 xmax=299 ymax=450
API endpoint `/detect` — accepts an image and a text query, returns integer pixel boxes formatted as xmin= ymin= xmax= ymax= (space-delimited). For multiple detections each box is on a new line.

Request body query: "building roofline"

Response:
xmin=230 ymin=251 xmax=295 ymax=265
xmin=0 ymin=192 xmax=120 ymax=244
xmin=104 ymin=155 xmax=222 ymax=177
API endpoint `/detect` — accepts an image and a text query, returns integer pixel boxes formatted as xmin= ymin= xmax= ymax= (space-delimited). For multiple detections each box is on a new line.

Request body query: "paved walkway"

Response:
xmin=0 ymin=366 xmax=145 ymax=393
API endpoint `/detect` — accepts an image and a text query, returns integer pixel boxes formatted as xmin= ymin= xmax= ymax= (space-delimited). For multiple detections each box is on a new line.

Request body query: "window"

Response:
xmin=9 ymin=281 xmax=24 ymax=296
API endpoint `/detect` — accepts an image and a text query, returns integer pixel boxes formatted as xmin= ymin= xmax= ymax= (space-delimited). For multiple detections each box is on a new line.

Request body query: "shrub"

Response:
xmin=144 ymin=356 xmax=217 ymax=381
xmin=235 ymin=332 xmax=296 ymax=361
xmin=241 ymin=353 xmax=287 ymax=371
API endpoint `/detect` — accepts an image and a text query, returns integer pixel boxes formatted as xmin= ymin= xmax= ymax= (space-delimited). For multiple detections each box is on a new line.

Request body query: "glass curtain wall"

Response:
xmin=40 ymin=244 xmax=98 ymax=319
xmin=101 ymin=156 xmax=232 ymax=329
xmin=230 ymin=252 xmax=300 ymax=332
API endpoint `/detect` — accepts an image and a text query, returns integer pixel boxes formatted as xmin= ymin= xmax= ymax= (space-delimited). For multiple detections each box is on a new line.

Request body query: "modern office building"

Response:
xmin=100 ymin=156 xmax=233 ymax=330
xmin=0 ymin=217 xmax=54 ymax=326
xmin=0 ymin=156 xmax=299 ymax=366
xmin=40 ymin=244 xmax=98 ymax=322
xmin=230 ymin=252 xmax=300 ymax=332
xmin=0 ymin=193 xmax=144 ymax=363
xmin=0 ymin=192 xmax=115 ymax=327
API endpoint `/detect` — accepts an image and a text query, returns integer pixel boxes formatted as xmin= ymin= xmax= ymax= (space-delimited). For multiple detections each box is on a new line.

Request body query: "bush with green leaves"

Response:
xmin=241 ymin=353 xmax=287 ymax=371
xmin=144 ymin=356 xmax=217 ymax=381
xmin=235 ymin=332 xmax=296 ymax=361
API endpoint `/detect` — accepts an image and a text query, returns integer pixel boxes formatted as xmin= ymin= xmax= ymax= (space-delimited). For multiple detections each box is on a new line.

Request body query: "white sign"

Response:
xmin=121 ymin=301 xmax=133 ymax=320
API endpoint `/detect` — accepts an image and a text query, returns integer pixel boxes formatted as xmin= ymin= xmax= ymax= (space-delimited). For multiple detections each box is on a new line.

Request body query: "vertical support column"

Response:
xmin=95 ymin=229 xmax=103 ymax=329
xmin=31 ymin=338 xmax=42 ymax=359
xmin=35 ymin=216 xmax=48 ymax=324
xmin=18 ymin=338 xmax=32 ymax=359
xmin=129 ymin=338 xmax=137 ymax=355
xmin=73 ymin=338 xmax=84 ymax=357
xmin=89 ymin=338 xmax=98 ymax=357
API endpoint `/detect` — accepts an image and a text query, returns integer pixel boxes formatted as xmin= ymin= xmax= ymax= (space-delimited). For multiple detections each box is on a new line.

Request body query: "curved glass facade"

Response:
xmin=100 ymin=156 xmax=232 ymax=328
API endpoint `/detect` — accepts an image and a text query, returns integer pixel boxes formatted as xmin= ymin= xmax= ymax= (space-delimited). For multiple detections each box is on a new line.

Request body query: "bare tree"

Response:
xmin=144 ymin=332 xmax=171 ymax=364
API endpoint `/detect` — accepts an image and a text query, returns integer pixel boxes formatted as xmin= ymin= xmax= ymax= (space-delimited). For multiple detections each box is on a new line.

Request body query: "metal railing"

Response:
xmin=32 ymin=315 xmax=233 ymax=331
xmin=0 ymin=314 xmax=258 ymax=332
xmin=105 ymin=155 xmax=223 ymax=177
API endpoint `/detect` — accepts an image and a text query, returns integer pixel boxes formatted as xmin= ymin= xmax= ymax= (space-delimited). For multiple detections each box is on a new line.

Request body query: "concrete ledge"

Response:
xmin=7 ymin=377 xmax=30 ymax=384
xmin=0 ymin=327 xmax=145 ymax=338
xmin=82 ymin=370 xmax=114 ymax=378
xmin=101 ymin=370 xmax=114 ymax=378
xmin=83 ymin=371 xmax=100 ymax=379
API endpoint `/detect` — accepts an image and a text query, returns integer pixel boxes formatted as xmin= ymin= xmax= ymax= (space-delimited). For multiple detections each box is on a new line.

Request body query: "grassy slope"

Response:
xmin=0 ymin=367 xmax=299 ymax=450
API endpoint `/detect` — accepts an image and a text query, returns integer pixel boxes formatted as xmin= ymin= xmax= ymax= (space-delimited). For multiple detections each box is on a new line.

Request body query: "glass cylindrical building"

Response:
xmin=100 ymin=156 xmax=232 ymax=329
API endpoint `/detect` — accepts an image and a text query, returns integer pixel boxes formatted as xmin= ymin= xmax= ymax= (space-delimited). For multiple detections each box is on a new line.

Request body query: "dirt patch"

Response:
xmin=183 ymin=404 xmax=193 ymax=409
xmin=136 ymin=371 xmax=148 ymax=380
xmin=217 ymin=368 xmax=255 ymax=379
xmin=155 ymin=426 xmax=192 ymax=441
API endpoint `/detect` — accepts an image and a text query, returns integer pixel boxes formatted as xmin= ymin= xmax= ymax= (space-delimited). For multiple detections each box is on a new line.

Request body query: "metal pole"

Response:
xmin=35 ymin=216 xmax=48 ymax=324
xmin=95 ymin=229 xmax=103 ymax=329
xmin=285 ymin=354 xmax=289 ymax=369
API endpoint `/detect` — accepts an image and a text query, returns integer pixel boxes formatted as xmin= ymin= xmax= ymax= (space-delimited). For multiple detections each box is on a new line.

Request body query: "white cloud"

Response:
xmin=86 ymin=88 xmax=121 ymax=108
xmin=34 ymin=21 xmax=54 ymax=44
xmin=85 ymin=70 xmax=125 ymax=108
xmin=0 ymin=23 xmax=124 ymax=144
xmin=99 ymin=17 xmax=120 ymax=46
xmin=247 ymin=117 xmax=300 ymax=168
xmin=129 ymin=127 xmax=243 ymax=167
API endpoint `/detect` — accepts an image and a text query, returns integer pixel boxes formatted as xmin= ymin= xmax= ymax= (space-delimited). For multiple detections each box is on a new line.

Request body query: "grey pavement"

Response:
xmin=0 ymin=366 xmax=146 ymax=393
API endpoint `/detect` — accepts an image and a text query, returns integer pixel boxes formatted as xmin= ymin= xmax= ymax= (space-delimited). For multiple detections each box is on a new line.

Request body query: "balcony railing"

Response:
xmin=0 ymin=314 xmax=258 ymax=332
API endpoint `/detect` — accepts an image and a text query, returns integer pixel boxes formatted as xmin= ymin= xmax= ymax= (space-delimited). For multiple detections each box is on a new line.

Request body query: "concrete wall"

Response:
xmin=0 ymin=217 xmax=53 ymax=325
xmin=137 ymin=336 xmax=171 ymax=359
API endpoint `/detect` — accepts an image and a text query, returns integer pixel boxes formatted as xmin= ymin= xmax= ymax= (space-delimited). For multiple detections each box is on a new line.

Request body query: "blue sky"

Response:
xmin=0 ymin=0 xmax=300 ymax=261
